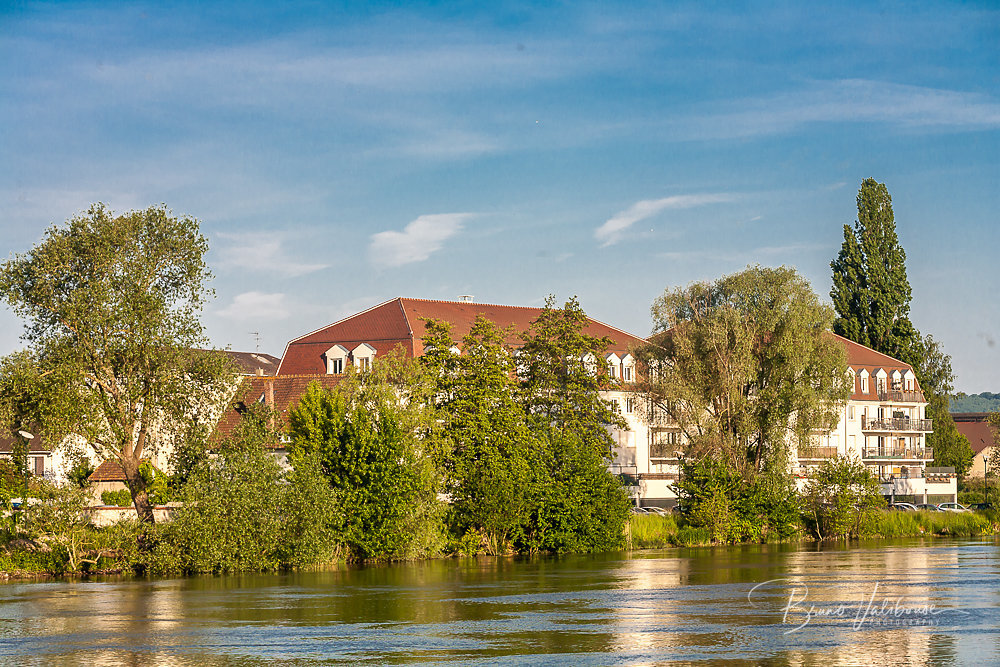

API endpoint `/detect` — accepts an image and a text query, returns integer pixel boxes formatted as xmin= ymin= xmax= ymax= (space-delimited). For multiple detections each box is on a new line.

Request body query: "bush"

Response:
xmin=803 ymin=456 xmax=885 ymax=540
xmin=101 ymin=489 xmax=132 ymax=507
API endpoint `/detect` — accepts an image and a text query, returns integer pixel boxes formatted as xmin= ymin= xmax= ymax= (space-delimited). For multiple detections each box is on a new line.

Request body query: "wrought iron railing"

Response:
xmin=861 ymin=417 xmax=933 ymax=432
xmin=877 ymin=389 xmax=926 ymax=403
xmin=861 ymin=447 xmax=933 ymax=460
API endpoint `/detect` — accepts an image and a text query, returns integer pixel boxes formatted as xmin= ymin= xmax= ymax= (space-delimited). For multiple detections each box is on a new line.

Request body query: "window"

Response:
xmin=352 ymin=343 xmax=376 ymax=371
xmin=358 ymin=357 xmax=371 ymax=372
xmin=621 ymin=354 xmax=635 ymax=383
xmin=623 ymin=365 xmax=633 ymax=382
xmin=608 ymin=362 xmax=618 ymax=379
xmin=625 ymin=397 xmax=635 ymax=414
xmin=325 ymin=344 xmax=350 ymax=375
xmin=331 ymin=358 xmax=343 ymax=374
xmin=848 ymin=405 xmax=855 ymax=420
xmin=877 ymin=378 xmax=886 ymax=394
xmin=861 ymin=375 xmax=869 ymax=393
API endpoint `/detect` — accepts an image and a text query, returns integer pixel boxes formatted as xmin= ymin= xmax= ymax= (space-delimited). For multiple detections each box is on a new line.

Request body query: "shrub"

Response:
xmin=101 ymin=489 xmax=132 ymax=507
xmin=803 ymin=456 xmax=885 ymax=540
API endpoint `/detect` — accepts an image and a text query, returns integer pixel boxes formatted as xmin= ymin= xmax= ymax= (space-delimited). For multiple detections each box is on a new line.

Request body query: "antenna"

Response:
xmin=249 ymin=331 xmax=261 ymax=353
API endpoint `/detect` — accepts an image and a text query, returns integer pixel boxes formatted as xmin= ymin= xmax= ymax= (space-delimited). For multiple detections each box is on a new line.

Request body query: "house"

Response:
xmin=0 ymin=431 xmax=55 ymax=479
xmin=953 ymin=413 xmax=999 ymax=478
xmin=801 ymin=335 xmax=954 ymax=505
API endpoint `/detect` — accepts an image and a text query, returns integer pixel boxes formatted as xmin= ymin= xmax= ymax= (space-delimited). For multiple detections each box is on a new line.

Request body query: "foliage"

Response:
xmin=802 ymin=456 xmax=885 ymax=540
xmin=517 ymin=296 xmax=625 ymax=452
xmin=950 ymin=392 xmax=1000 ymax=413
xmin=20 ymin=483 xmax=99 ymax=572
xmin=287 ymin=353 xmax=445 ymax=561
xmin=830 ymin=178 xmax=917 ymax=360
xmin=909 ymin=334 xmax=974 ymax=477
xmin=162 ymin=408 xmax=342 ymax=574
xmin=424 ymin=305 xmax=630 ymax=556
xmin=640 ymin=265 xmax=850 ymax=477
xmin=673 ymin=457 xmax=800 ymax=543
xmin=0 ymin=203 xmax=235 ymax=523
xmin=864 ymin=508 xmax=993 ymax=539
xmin=101 ymin=489 xmax=133 ymax=507
xmin=65 ymin=450 xmax=94 ymax=489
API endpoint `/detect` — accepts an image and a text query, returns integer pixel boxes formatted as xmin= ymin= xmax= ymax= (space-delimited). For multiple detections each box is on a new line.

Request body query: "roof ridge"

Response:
xmin=830 ymin=332 xmax=913 ymax=369
xmin=277 ymin=298 xmax=402 ymax=373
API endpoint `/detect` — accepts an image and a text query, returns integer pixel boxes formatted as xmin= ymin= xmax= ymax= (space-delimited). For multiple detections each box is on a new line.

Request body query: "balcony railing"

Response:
xmin=647 ymin=410 xmax=674 ymax=427
xmin=862 ymin=447 xmax=933 ymax=460
xmin=861 ymin=417 xmax=933 ymax=433
xmin=649 ymin=442 xmax=683 ymax=459
xmin=877 ymin=389 xmax=926 ymax=403
xmin=797 ymin=446 xmax=838 ymax=459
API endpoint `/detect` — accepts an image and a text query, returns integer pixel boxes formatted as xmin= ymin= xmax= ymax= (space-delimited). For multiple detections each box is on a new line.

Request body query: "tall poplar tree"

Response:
xmin=831 ymin=178 xmax=917 ymax=361
xmin=830 ymin=180 xmax=972 ymax=476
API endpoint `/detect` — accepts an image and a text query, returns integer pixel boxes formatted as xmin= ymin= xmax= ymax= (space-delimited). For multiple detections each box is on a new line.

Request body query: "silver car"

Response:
xmin=937 ymin=502 xmax=971 ymax=513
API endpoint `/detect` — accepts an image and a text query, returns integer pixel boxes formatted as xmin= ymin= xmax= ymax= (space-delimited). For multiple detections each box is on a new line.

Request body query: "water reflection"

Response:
xmin=0 ymin=538 xmax=997 ymax=665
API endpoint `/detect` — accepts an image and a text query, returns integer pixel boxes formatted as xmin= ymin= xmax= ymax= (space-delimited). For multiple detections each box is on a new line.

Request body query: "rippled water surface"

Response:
xmin=1 ymin=538 xmax=999 ymax=665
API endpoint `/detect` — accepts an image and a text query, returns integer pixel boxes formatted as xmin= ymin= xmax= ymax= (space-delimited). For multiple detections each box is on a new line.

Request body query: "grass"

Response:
xmin=864 ymin=509 xmax=995 ymax=539
xmin=627 ymin=514 xmax=678 ymax=549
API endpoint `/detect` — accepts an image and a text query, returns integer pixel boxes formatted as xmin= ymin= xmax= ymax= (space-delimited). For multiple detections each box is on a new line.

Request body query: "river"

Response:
xmin=1 ymin=537 xmax=998 ymax=665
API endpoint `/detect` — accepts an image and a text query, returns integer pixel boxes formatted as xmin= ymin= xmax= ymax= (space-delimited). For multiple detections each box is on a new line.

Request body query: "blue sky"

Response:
xmin=1 ymin=1 xmax=998 ymax=391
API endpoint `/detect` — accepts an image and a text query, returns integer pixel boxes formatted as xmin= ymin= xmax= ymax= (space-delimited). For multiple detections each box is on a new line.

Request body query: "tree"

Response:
xmin=424 ymin=316 xmax=539 ymax=555
xmin=831 ymin=178 xmax=917 ymax=360
xmin=911 ymin=334 xmax=973 ymax=477
xmin=287 ymin=352 xmax=445 ymax=560
xmin=638 ymin=266 xmax=851 ymax=478
xmin=802 ymin=455 xmax=884 ymax=540
xmin=0 ymin=204 xmax=232 ymax=523
xmin=829 ymin=181 xmax=973 ymax=476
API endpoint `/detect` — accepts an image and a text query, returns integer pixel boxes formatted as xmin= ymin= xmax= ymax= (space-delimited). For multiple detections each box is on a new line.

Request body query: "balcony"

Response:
xmin=647 ymin=409 xmax=674 ymax=427
xmin=861 ymin=417 xmax=933 ymax=433
xmin=862 ymin=447 xmax=933 ymax=461
xmin=649 ymin=442 xmax=683 ymax=459
xmin=797 ymin=446 xmax=838 ymax=459
xmin=877 ymin=389 xmax=925 ymax=403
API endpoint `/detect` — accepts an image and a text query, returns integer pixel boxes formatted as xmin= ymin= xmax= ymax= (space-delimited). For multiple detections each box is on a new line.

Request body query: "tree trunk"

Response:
xmin=120 ymin=456 xmax=155 ymax=524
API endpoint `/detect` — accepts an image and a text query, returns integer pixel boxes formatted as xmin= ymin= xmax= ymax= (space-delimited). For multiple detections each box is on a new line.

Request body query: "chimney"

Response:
xmin=458 ymin=295 xmax=474 ymax=303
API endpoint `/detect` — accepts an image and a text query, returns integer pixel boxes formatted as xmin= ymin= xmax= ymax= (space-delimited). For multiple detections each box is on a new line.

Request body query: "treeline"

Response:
xmin=950 ymin=392 xmax=1000 ymax=413
xmin=1 ymin=299 xmax=632 ymax=575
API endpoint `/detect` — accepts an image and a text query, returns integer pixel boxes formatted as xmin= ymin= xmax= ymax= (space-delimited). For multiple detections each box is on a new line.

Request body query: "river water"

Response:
xmin=1 ymin=538 xmax=998 ymax=665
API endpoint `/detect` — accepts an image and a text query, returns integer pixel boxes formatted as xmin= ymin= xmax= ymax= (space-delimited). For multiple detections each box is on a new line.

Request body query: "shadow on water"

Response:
xmin=1 ymin=537 xmax=998 ymax=665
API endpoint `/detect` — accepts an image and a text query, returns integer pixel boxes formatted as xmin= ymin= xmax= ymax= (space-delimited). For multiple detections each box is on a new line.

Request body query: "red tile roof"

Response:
xmin=88 ymin=459 xmax=160 ymax=482
xmin=212 ymin=374 xmax=346 ymax=443
xmin=953 ymin=413 xmax=999 ymax=455
xmin=832 ymin=334 xmax=924 ymax=402
xmin=277 ymin=297 xmax=647 ymax=375
xmin=0 ymin=432 xmax=50 ymax=454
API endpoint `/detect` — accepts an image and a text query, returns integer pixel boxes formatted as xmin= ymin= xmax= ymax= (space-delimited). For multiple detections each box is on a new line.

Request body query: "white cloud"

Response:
xmin=369 ymin=213 xmax=472 ymax=268
xmin=595 ymin=194 xmax=736 ymax=246
xmin=215 ymin=232 xmax=329 ymax=277
xmin=217 ymin=291 xmax=290 ymax=321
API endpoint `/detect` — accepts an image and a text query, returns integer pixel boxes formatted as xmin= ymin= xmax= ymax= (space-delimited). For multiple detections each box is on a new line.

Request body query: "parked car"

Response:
xmin=889 ymin=502 xmax=919 ymax=512
xmin=644 ymin=506 xmax=669 ymax=516
xmin=969 ymin=503 xmax=995 ymax=512
xmin=630 ymin=506 xmax=651 ymax=515
xmin=937 ymin=502 xmax=972 ymax=513
xmin=916 ymin=503 xmax=944 ymax=512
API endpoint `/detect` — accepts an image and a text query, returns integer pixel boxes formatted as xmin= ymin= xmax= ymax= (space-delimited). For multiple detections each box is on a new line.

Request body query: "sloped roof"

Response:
xmin=218 ymin=350 xmax=281 ymax=376
xmin=832 ymin=333 xmax=924 ymax=401
xmin=212 ymin=374 xmax=346 ymax=443
xmin=277 ymin=297 xmax=647 ymax=375
xmin=953 ymin=413 xmax=999 ymax=455
xmin=0 ymin=432 xmax=50 ymax=454
xmin=88 ymin=459 xmax=160 ymax=483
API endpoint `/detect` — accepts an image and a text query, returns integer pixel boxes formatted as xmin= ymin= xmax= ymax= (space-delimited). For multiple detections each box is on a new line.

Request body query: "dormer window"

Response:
xmin=582 ymin=353 xmax=598 ymax=376
xmin=352 ymin=343 xmax=376 ymax=371
xmin=324 ymin=344 xmax=350 ymax=375
xmin=621 ymin=354 xmax=634 ymax=382
xmin=860 ymin=369 xmax=870 ymax=394
xmin=605 ymin=352 xmax=620 ymax=380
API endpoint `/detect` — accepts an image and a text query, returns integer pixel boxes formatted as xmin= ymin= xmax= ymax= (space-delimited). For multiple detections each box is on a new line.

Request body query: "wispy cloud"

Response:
xmin=657 ymin=242 xmax=829 ymax=263
xmin=679 ymin=79 xmax=1000 ymax=140
xmin=595 ymin=194 xmax=736 ymax=246
xmin=216 ymin=291 xmax=290 ymax=320
xmin=369 ymin=213 xmax=472 ymax=268
xmin=214 ymin=232 xmax=329 ymax=277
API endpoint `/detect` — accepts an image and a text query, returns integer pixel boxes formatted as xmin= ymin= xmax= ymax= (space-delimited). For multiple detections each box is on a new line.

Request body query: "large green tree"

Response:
xmin=638 ymin=265 xmax=851 ymax=479
xmin=0 ymin=204 xmax=231 ymax=522
xmin=831 ymin=178 xmax=917 ymax=360
xmin=830 ymin=180 xmax=973 ymax=476
xmin=286 ymin=352 xmax=445 ymax=560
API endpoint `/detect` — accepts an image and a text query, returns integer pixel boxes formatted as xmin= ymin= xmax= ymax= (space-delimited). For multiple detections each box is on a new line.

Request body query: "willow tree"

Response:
xmin=0 ymin=204 xmax=231 ymax=522
xmin=638 ymin=265 xmax=850 ymax=479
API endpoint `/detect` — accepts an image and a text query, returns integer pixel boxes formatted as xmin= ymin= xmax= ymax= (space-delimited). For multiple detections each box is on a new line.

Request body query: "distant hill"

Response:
xmin=950 ymin=392 xmax=1000 ymax=413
